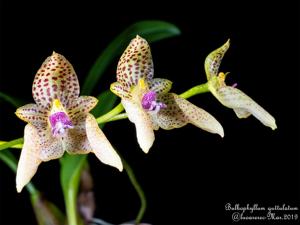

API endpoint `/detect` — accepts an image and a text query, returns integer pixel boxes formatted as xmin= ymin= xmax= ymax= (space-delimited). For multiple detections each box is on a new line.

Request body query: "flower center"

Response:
xmin=49 ymin=99 xmax=73 ymax=137
xmin=218 ymin=72 xmax=237 ymax=88
xmin=142 ymin=91 xmax=167 ymax=113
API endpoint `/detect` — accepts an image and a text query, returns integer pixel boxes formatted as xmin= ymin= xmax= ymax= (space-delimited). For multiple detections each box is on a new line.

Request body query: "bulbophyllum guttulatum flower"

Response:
xmin=205 ymin=40 xmax=277 ymax=130
xmin=15 ymin=52 xmax=123 ymax=193
xmin=111 ymin=35 xmax=224 ymax=153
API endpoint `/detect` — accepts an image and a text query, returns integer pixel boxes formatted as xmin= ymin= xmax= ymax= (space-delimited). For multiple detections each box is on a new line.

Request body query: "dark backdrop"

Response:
xmin=0 ymin=1 xmax=299 ymax=224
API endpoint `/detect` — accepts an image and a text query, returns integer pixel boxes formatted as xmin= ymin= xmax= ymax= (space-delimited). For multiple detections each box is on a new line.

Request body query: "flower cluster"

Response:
xmin=15 ymin=36 xmax=276 ymax=192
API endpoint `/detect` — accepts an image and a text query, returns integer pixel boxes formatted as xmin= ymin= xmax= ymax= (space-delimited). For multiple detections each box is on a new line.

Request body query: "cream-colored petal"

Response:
xmin=85 ymin=113 xmax=123 ymax=171
xmin=116 ymin=35 xmax=154 ymax=88
xmin=110 ymin=82 xmax=131 ymax=98
xmin=152 ymin=95 xmax=188 ymax=130
xmin=15 ymin=103 xmax=47 ymax=127
xmin=148 ymin=78 xmax=172 ymax=94
xmin=64 ymin=118 xmax=92 ymax=154
xmin=150 ymin=115 xmax=160 ymax=131
xmin=38 ymin=127 xmax=65 ymax=161
xmin=68 ymin=96 xmax=98 ymax=123
xmin=233 ymin=108 xmax=251 ymax=118
xmin=215 ymin=86 xmax=277 ymax=130
xmin=32 ymin=52 xmax=80 ymax=110
xmin=156 ymin=93 xmax=224 ymax=137
xmin=16 ymin=124 xmax=42 ymax=193
xmin=122 ymin=98 xmax=155 ymax=153
xmin=204 ymin=39 xmax=230 ymax=80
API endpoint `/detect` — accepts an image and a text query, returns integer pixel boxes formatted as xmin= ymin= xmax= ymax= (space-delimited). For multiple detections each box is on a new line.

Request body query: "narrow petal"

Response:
xmin=122 ymin=99 xmax=155 ymax=153
xmin=215 ymin=86 xmax=277 ymax=130
xmin=85 ymin=113 xmax=123 ymax=171
xmin=205 ymin=39 xmax=230 ymax=80
xmin=38 ymin=127 xmax=65 ymax=161
xmin=117 ymin=35 xmax=154 ymax=88
xmin=110 ymin=82 xmax=131 ymax=98
xmin=148 ymin=78 xmax=172 ymax=94
xmin=32 ymin=52 xmax=79 ymax=109
xmin=63 ymin=118 xmax=92 ymax=154
xmin=156 ymin=93 xmax=224 ymax=137
xmin=16 ymin=124 xmax=42 ymax=192
xmin=68 ymin=96 xmax=98 ymax=123
xmin=15 ymin=103 xmax=47 ymax=127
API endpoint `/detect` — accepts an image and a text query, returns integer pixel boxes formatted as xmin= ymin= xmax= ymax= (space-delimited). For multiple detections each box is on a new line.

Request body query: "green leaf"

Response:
xmin=60 ymin=154 xmax=87 ymax=197
xmin=0 ymin=150 xmax=18 ymax=172
xmin=91 ymin=90 xmax=117 ymax=118
xmin=60 ymin=154 xmax=86 ymax=225
xmin=0 ymin=149 xmax=36 ymax=195
xmin=82 ymin=20 xmax=181 ymax=95
xmin=0 ymin=149 xmax=37 ymax=194
xmin=0 ymin=91 xmax=24 ymax=107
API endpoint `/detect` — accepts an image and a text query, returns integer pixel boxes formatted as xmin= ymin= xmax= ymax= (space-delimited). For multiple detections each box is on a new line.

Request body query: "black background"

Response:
xmin=0 ymin=0 xmax=299 ymax=224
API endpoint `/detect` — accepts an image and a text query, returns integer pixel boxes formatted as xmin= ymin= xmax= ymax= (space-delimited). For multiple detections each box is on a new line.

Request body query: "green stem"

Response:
xmin=179 ymin=83 xmax=209 ymax=99
xmin=101 ymin=113 xmax=128 ymax=123
xmin=1 ymin=83 xmax=209 ymax=148
xmin=65 ymin=188 xmax=81 ymax=225
xmin=96 ymin=103 xmax=124 ymax=124
xmin=96 ymin=82 xmax=209 ymax=124
xmin=0 ymin=138 xmax=24 ymax=151
xmin=122 ymin=157 xmax=146 ymax=224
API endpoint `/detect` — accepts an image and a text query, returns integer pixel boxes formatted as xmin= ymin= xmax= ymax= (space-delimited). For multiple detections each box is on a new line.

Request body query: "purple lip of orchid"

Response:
xmin=49 ymin=112 xmax=74 ymax=137
xmin=142 ymin=91 xmax=167 ymax=113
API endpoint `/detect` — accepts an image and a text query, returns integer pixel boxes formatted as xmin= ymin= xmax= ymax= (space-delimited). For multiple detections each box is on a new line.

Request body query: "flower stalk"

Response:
xmin=179 ymin=83 xmax=209 ymax=99
xmin=96 ymin=102 xmax=124 ymax=124
xmin=0 ymin=82 xmax=211 ymax=151
xmin=122 ymin=157 xmax=146 ymax=224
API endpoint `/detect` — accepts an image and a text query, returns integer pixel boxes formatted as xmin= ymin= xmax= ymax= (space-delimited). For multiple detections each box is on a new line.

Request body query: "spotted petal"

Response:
xmin=68 ymin=96 xmax=98 ymax=123
xmin=15 ymin=103 xmax=47 ymax=127
xmin=116 ymin=35 xmax=154 ymax=89
xmin=215 ymin=86 xmax=277 ymax=130
xmin=32 ymin=52 xmax=79 ymax=110
xmin=110 ymin=82 xmax=131 ymax=99
xmin=85 ymin=113 xmax=123 ymax=171
xmin=122 ymin=98 xmax=155 ymax=153
xmin=205 ymin=39 xmax=230 ymax=80
xmin=148 ymin=78 xmax=172 ymax=94
xmin=16 ymin=124 xmax=42 ymax=193
xmin=155 ymin=93 xmax=224 ymax=137
xmin=38 ymin=127 xmax=64 ymax=161
xmin=64 ymin=118 xmax=92 ymax=154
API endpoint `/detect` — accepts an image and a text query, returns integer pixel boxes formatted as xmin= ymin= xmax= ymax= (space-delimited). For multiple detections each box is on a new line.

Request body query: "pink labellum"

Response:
xmin=49 ymin=111 xmax=73 ymax=136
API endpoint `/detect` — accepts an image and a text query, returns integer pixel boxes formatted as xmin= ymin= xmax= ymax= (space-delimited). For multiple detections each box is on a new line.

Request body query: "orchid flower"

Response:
xmin=111 ymin=35 xmax=224 ymax=153
xmin=205 ymin=40 xmax=277 ymax=130
xmin=15 ymin=52 xmax=123 ymax=193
